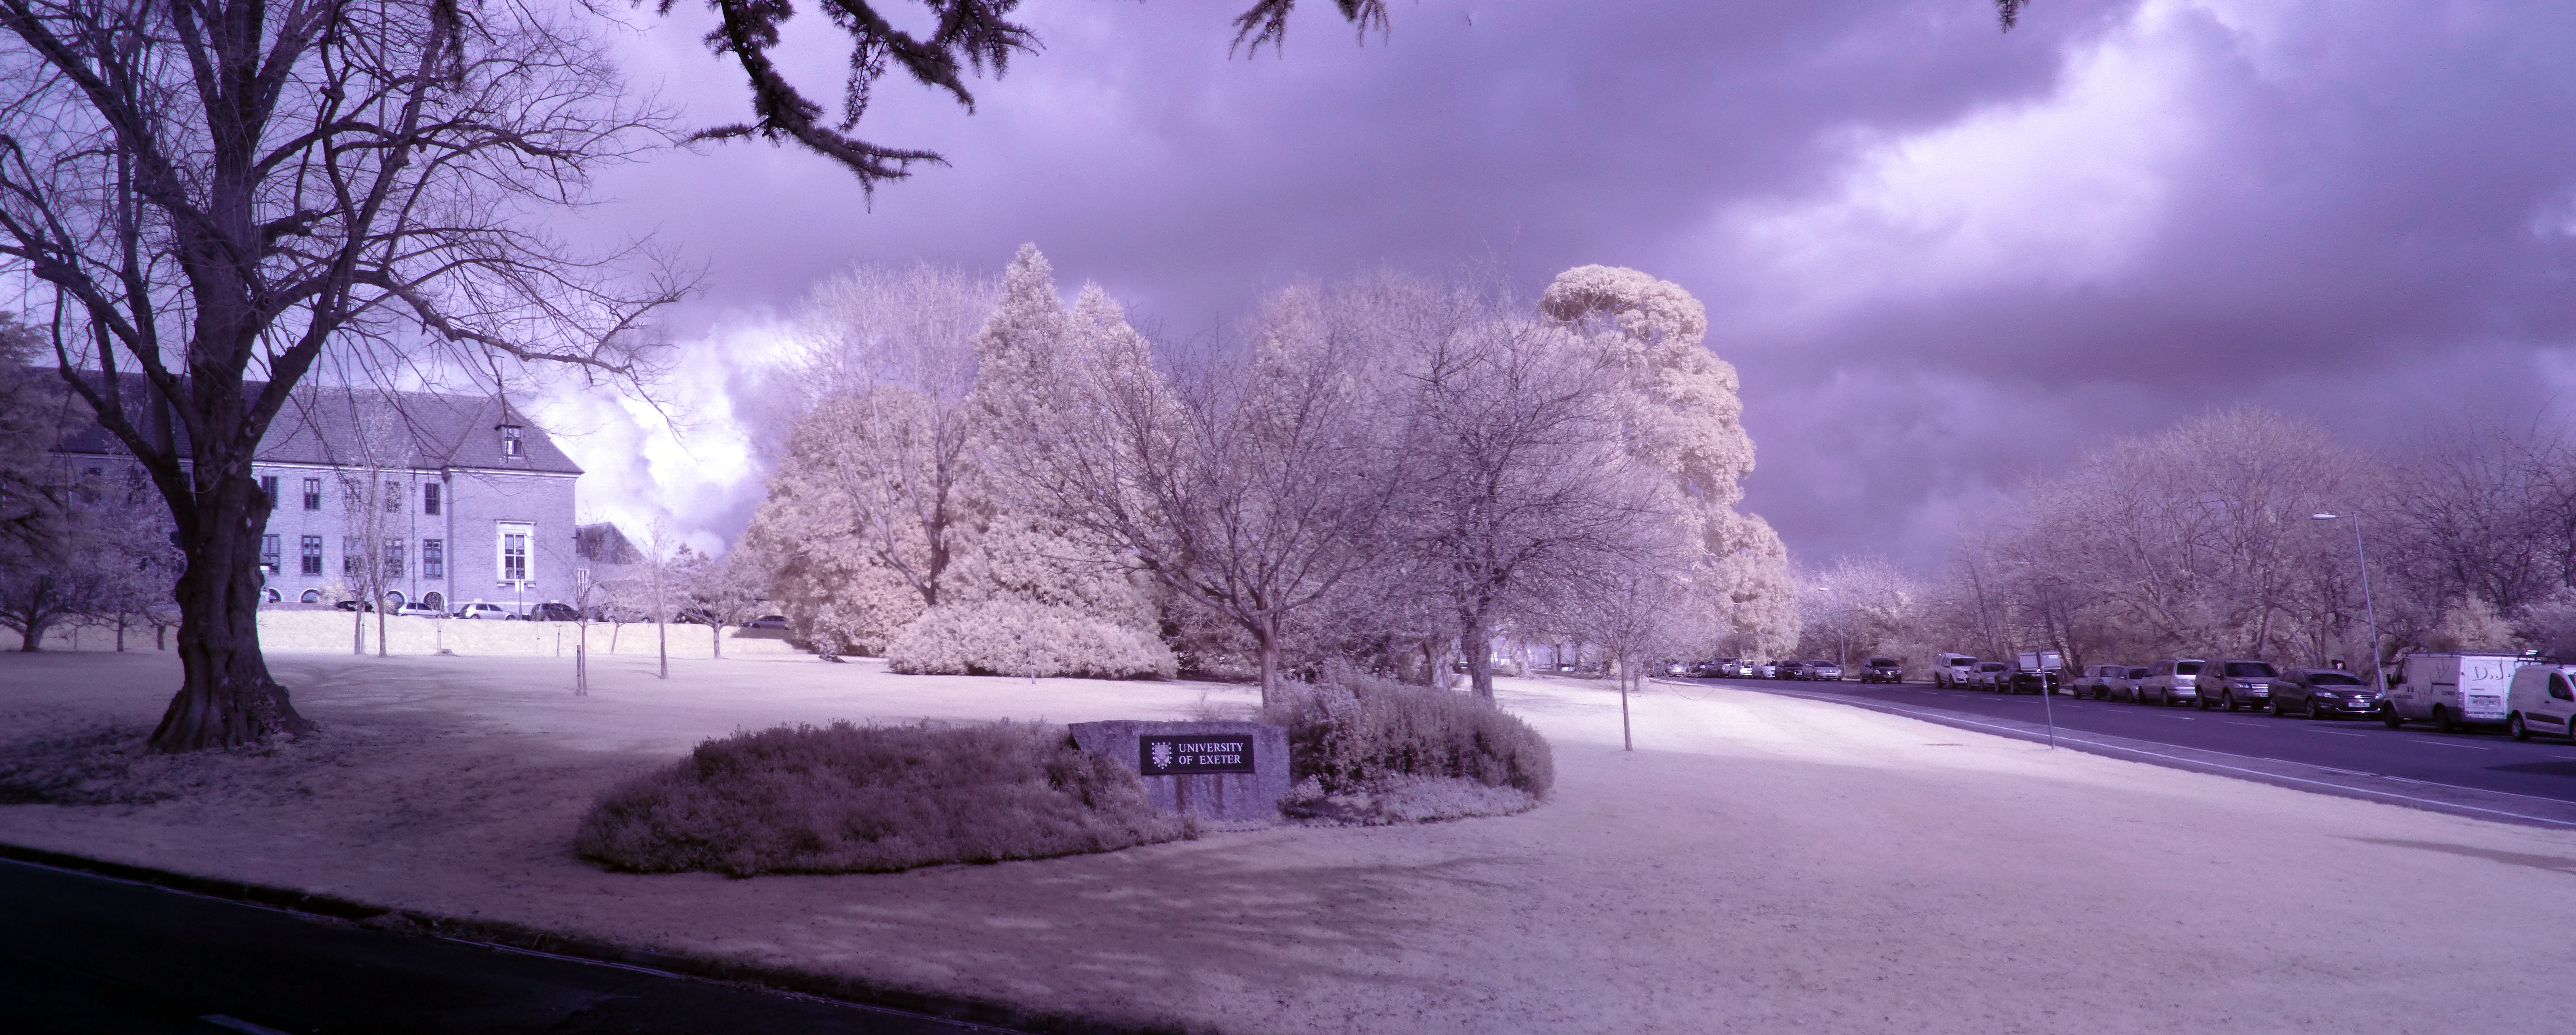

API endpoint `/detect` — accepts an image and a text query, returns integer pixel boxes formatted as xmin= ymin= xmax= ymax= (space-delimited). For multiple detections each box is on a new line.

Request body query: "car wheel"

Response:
xmin=2434 ymin=705 xmax=2455 ymax=734
xmin=2197 ymin=694 xmax=2212 ymax=711
xmin=2509 ymin=713 xmax=2531 ymax=741
xmin=2268 ymin=696 xmax=2284 ymax=717
xmin=2381 ymin=705 xmax=2403 ymax=729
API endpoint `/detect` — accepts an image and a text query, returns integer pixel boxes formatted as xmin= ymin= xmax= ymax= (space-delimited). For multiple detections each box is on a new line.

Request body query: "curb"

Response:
xmin=0 ymin=841 xmax=1171 ymax=1035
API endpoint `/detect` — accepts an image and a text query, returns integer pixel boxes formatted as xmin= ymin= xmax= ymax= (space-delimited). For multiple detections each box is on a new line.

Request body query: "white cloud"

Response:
xmin=531 ymin=314 xmax=796 ymax=556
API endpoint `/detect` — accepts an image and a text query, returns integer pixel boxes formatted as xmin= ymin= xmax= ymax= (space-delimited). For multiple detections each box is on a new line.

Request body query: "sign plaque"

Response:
xmin=1138 ymin=735 xmax=1256 ymax=775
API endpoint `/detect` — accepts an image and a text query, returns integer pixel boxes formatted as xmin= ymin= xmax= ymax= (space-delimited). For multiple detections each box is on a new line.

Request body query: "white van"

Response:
xmin=2505 ymin=664 xmax=2576 ymax=742
xmin=2383 ymin=652 xmax=2536 ymax=732
xmin=1932 ymin=654 xmax=1978 ymax=688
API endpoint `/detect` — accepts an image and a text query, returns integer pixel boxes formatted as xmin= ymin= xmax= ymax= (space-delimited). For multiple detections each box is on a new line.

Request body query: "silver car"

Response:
xmin=1805 ymin=660 xmax=1844 ymax=681
xmin=2136 ymin=658 xmax=2207 ymax=706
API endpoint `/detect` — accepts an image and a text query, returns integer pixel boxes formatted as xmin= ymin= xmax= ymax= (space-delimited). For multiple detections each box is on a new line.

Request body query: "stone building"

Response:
xmin=47 ymin=380 xmax=582 ymax=615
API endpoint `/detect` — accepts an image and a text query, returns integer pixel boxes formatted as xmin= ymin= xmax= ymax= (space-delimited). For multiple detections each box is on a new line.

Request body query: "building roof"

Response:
xmin=42 ymin=370 xmax=581 ymax=476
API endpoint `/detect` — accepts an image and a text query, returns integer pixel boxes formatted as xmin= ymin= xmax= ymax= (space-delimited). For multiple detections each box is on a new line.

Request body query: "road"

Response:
xmin=0 ymin=857 xmax=1015 ymax=1035
xmin=1692 ymin=676 xmax=2576 ymax=822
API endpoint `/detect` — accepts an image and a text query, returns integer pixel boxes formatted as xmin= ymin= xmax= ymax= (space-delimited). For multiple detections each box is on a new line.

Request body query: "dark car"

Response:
xmin=2005 ymin=664 xmax=2063 ymax=695
xmin=1859 ymin=657 xmax=1905 ymax=684
xmin=1775 ymin=660 xmax=1809 ymax=681
xmin=2272 ymin=668 xmax=2382 ymax=719
xmin=2200 ymin=659 xmax=2284 ymax=712
xmin=527 ymin=602 xmax=581 ymax=622
xmin=744 ymin=614 xmax=789 ymax=630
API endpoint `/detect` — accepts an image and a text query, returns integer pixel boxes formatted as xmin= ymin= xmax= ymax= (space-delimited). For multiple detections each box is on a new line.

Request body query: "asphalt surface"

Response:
xmin=0 ymin=857 xmax=1014 ymax=1035
xmin=1693 ymin=677 xmax=2576 ymax=823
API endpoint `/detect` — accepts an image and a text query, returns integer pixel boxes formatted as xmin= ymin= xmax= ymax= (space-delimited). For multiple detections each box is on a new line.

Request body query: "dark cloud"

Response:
xmin=560 ymin=0 xmax=2576 ymax=572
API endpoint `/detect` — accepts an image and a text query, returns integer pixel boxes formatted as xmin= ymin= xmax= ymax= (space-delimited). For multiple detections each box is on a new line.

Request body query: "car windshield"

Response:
xmin=2174 ymin=661 xmax=2204 ymax=675
xmin=2305 ymin=672 xmax=2365 ymax=685
xmin=2127 ymin=668 xmax=2151 ymax=678
xmin=1980 ymin=663 xmax=2007 ymax=671
xmin=2224 ymin=662 xmax=2277 ymax=677
xmin=1868 ymin=658 xmax=1898 ymax=666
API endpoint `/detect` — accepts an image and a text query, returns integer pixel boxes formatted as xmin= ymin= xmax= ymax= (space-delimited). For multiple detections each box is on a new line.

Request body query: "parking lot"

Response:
xmin=1692 ymin=676 xmax=2576 ymax=811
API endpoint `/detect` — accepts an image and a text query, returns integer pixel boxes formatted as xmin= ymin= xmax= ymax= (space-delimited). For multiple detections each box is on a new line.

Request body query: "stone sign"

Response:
xmin=1069 ymin=720 xmax=1289 ymax=821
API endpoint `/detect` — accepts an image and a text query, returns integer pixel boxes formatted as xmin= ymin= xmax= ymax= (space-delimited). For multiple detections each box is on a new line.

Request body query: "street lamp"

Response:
xmin=2013 ymin=559 xmax=2057 ymax=748
xmin=2313 ymin=513 xmax=2385 ymax=693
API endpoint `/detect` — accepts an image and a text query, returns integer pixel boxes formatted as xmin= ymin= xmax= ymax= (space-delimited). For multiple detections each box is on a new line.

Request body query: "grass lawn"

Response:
xmin=3 ymin=648 xmax=2573 ymax=1033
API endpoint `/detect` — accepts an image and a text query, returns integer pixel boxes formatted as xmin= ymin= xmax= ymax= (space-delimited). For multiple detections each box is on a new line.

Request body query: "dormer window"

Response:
xmin=499 ymin=424 xmax=524 ymax=459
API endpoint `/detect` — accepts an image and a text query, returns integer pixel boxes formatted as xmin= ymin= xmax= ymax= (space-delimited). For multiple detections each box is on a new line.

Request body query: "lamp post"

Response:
xmin=1814 ymin=585 xmax=1846 ymax=671
xmin=2313 ymin=513 xmax=2384 ymax=693
xmin=2013 ymin=559 xmax=2057 ymax=748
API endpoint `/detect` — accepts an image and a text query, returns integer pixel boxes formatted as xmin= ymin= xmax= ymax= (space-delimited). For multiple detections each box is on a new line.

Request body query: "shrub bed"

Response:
xmin=576 ymin=721 xmax=1191 ymax=876
xmin=1264 ymin=661 xmax=1555 ymax=803
xmin=885 ymin=601 xmax=1178 ymax=679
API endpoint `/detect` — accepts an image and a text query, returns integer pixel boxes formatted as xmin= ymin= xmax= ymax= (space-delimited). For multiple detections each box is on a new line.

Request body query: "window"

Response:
xmin=261 ymin=534 xmax=281 ymax=574
xmin=300 ymin=536 xmax=324 ymax=576
xmin=2552 ymin=673 xmax=2573 ymax=703
xmin=343 ymin=536 xmax=362 ymax=577
xmin=301 ymin=589 xmax=322 ymax=603
xmin=343 ymin=479 xmax=363 ymax=507
xmin=302 ymin=477 xmax=321 ymax=510
xmin=422 ymin=591 xmax=445 ymax=611
xmin=384 ymin=480 xmax=402 ymax=512
xmin=423 ymin=483 xmax=440 ymax=515
xmin=260 ymin=475 xmax=279 ymax=513
xmin=422 ymin=538 xmax=444 ymax=579
xmin=383 ymin=538 xmax=405 ymax=580
xmin=500 ymin=425 xmax=524 ymax=458
xmin=499 ymin=525 xmax=530 ymax=584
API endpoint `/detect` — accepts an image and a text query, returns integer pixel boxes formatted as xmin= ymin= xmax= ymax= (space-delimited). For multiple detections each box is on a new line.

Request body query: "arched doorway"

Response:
xmin=301 ymin=589 xmax=323 ymax=603
xmin=263 ymin=588 xmax=282 ymax=603
xmin=422 ymin=592 xmax=446 ymax=611
xmin=385 ymin=590 xmax=405 ymax=606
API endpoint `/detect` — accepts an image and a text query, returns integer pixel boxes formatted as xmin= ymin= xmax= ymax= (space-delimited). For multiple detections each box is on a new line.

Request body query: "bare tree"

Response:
xmin=978 ymin=250 xmax=1410 ymax=704
xmin=1396 ymin=304 xmax=1654 ymax=700
xmin=678 ymin=544 xmax=769 ymax=659
xmin=0 ymin=0 xmax=686 ymax=749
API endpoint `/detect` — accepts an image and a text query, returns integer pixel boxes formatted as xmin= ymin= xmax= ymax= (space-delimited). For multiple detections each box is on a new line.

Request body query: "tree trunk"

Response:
xmin=352 ymin=592 xmax=365 ymax=654
xmin=1620 ymin=667 xmax=1633 ymax=751
xmin=1464 ymin=614 xmax=1496 ymax=701
xmin=1255 ymin=614 xmax=1279 ymax=708
xmin=711 ymin=622 xmax=723 ymax=659
xmin=377 ymin=594 xmax=389 ymax=657
xmin=657 ymin=619 xmax=667 ymax=679
xmin=149 ymin=510 xmax=313 ymax=752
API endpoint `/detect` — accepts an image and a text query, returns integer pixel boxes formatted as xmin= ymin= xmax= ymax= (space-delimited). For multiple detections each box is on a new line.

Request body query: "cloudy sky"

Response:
xmin=540 ymin=0 xmax=2576 ymax=568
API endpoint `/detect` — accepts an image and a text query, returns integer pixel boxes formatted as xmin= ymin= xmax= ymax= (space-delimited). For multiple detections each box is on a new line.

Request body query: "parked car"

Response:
xmin=2115 ymin=666 xmax=2152 ymax=702
xmin=1723 ymin=659 xmax=1759 ymax=678
xmin=1804 ymin=660 xmax=1843 ymax=681
xmin=452 ymin=601 xmax=510 ymax=620
xmin=1858 ymin=657 xmax=1905 ymax=684
xmin=331 ymin=599 xmax=374 ymax=612
xmin=2384 ymin=651 xmax=2533 ymax=732
xmin=744 ymin=614 xmax=789 ymax=630
xmin=2272 ymin=668 xmax=2381 ymax=719
xmin=1964 ymin=661 xmax=2011 ymax=691
xmin=2507 ymin=664 xmax=2576 ymax=741
xmin=390 ymin=601 xmax=444 ymax=618
xmin=1932 ymin=654 xmax=1978 ymax=688
xmin=2070 ymin=665 xmax=2131 ymax=700
xmin=2136 ymin=658 xmax=2207 ymax=707
xmin=527 ymin=602 xmax=581 ymax=622
xmin=2199 ymin=659 xmax=2284 ymax=712
xmin=1748 ymin=660 xmax=1778 ymax=679
xmin=1775 ymin=660 xmax=1809 ymax=681
xmin=1999 ymin=654 xmax=2061 ymax=695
